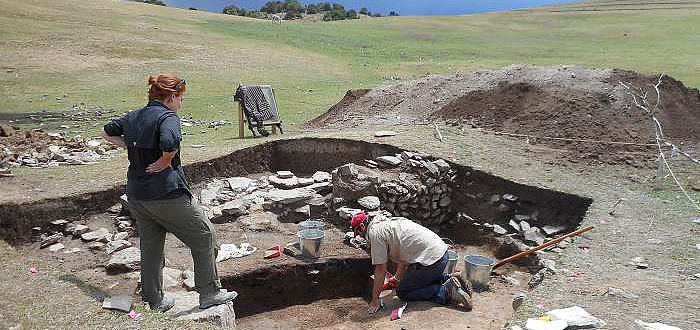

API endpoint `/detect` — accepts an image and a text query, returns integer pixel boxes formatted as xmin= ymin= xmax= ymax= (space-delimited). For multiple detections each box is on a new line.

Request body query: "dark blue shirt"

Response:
xmin=104 ymin=100 xmax=190 ymax=201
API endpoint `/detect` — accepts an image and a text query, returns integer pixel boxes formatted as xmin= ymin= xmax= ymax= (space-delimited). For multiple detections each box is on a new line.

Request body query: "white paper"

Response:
xmin=525 ymin=319 xmax=567 ymax=330
xmin=546 ymin=306 xmax=606 ymax=328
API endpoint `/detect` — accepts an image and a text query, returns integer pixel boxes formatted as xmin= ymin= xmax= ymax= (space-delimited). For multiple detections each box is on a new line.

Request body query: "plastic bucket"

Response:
xmin=444 ymin=250 xmax=459 ymax=274
xmin=298 ymin=229 xmax=325 ymax=258
xmin=298 ymin=220 xmax=325 ymax=232
xmin=463 ymin=255 xmax=496 ymax=291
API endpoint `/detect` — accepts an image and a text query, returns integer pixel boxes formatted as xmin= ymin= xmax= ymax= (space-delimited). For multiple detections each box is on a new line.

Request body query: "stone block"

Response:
xmin=166 ymin=291 xmax=236 ymax=327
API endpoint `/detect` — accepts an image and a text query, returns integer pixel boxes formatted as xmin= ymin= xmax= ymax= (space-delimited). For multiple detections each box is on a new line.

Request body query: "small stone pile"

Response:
xmin=332 ymin=152 xmax=456 ymax=226
xmin=197 ymin=171 xmax=332 ymax=224
xmin=0 ymin=126 xmax=119 ymax=170
xmin=457 ymin=212 xmax=572 ymax=251
xmin=34 ymin=198 xmax=141 ymax=272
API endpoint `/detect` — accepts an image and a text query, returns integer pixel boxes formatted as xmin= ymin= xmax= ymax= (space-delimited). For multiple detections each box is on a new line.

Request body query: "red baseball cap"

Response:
xmin=351 ymin=211 xmax=368 ymax=234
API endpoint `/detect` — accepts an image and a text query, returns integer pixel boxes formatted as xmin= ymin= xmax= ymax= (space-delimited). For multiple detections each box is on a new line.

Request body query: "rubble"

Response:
xmin=0 ymin=127 xmax=119 ymax=170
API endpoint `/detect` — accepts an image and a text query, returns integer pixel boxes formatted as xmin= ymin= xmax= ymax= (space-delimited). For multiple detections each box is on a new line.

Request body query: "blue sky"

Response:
xmin=163 ymin=0 xmax=583 ymax=15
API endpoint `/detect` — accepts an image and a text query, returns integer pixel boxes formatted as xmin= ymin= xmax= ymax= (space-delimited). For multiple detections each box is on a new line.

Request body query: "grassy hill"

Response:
xmin=0 ymin=0 xmax=698 ymax=138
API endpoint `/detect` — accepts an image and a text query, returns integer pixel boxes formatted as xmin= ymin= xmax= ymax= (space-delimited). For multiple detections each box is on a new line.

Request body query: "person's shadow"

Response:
xmin=58 ymin=274 xmax=110 ymax=302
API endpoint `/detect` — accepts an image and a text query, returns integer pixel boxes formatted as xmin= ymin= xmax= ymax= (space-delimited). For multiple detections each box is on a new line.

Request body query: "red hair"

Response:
xmin=147 ymin=74 xmax=186 ymax=101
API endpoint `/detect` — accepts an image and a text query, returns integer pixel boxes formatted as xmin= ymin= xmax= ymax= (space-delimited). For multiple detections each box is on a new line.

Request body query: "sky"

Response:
xmin=163 ymin=0 xmax=584 ymax=15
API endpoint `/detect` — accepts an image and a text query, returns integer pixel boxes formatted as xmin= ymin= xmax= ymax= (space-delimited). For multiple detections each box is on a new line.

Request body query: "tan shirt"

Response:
xmin=367 ymin=218 xmax=448 ymax=266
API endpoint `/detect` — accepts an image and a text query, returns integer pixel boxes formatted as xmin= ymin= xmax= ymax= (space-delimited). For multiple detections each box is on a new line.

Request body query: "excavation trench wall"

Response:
xmin=0 ymin=138 xmax=591 ymax=244
xmin=222 ymin=257 xmax=372 ymax=318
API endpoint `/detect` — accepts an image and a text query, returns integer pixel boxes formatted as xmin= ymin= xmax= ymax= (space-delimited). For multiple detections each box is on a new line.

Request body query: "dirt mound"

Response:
xmin=307 ymin=89 xmax=371 ymax=128
xmin=307 ymin=65 xmax=700 ymax=165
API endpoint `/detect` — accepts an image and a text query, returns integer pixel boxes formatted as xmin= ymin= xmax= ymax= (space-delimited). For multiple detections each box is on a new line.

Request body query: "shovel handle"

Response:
xmin=493 ymin=225 xmax=594 ymax=270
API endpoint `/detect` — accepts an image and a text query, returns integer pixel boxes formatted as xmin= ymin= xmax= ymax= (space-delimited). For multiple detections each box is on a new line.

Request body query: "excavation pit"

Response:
xmin=1 ymin=138 xmax=592 ymax=329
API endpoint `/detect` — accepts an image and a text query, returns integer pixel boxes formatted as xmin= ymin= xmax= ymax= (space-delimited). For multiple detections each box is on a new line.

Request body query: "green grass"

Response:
xmin=1 ymin=0 xmax=699 ymax=139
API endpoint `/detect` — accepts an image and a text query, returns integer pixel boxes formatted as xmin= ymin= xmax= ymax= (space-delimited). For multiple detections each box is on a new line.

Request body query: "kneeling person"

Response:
xmin=351 ymin=213 xmax=472 ymax=314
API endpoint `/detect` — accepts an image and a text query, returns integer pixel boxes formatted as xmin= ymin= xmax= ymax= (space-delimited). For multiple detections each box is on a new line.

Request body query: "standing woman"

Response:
xmin=101 ymin=75 xmax=237 ymax=312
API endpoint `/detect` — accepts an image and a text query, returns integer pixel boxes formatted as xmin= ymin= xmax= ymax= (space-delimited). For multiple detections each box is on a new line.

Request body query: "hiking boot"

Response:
xmin=450 ymin=273 xmax=473 ymax=298
xmin=443 ymin=277 xmax=472 ymax=310
xmin=154 ymin=295 xmax=175 ymax=313
xmin=199 ymin=290 xmax=238 ymax=309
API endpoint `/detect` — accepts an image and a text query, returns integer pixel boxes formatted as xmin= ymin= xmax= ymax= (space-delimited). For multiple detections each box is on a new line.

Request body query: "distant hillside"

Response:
xmin=164 ymin=0 xmax=586 ymax=15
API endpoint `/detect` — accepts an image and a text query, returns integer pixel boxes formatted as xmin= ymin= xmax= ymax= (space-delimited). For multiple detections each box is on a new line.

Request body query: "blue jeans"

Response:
xmin=396 ymin=251 xmax=450 ymax=305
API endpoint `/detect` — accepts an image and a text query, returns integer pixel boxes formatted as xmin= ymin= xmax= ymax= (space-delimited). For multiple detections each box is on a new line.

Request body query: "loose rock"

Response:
xmin=88 ymin=241 xmax=105 ymax=251
xmin=162 ymin=267 xmax=183 ymax=289
xmin=357 ymin=196 xmax=381 ymax=210
xmin=276 ymin=170 xmax=294 ymax=179
xmin=106 ymin=247 xmax=140 ymax=272
xmin=374 ymin=130 xmax=397 ymax=137
xmin=226 ymin=177 xmax=256 ymax=192
xmin=40 ymin=233 xmax=63 ymax=248
xmin=493 ymin=224 xmax=508 ymax=235
xmin=166 ymin=291 xmax=236 ymax=327
xmin=48 ymin=243 xmax=65 ymax=252
xmin=607 ymin=287 xmax=639 ymax=299
xmin=106 ymin=240 xmax=132 ymax=255
xmin=113 ymin=232 xmax=129 ymax=241
xmin=524 ymin=227 xmax=545 ymax=245
xmin=81 ymin=228 xmax=111 ymax=242
xmin=182 ymin=270 xmax=196 ymax=291
xmin=266 ymin=188 xmax=315 ymax=205
xmin=311 ymin=171 xmax=332 ymax=183
xmin=102 ymin=295 xmax=133 ymax=313
xmin=376 ymin=155 xmax=402 ymax=166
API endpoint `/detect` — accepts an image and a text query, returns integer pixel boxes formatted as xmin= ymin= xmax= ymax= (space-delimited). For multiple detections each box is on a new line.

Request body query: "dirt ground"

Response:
xmin=1 ymin=66 xmax=699 ymax=330
xmin=2 ymin=126 xmax=697 ymax=329
xmin=308 ymin=66 xmax=700 ymax=166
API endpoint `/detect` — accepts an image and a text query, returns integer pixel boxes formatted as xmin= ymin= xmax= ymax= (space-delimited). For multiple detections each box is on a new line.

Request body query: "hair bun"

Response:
xmin=148 ymin=75 xmax=159 ymax=86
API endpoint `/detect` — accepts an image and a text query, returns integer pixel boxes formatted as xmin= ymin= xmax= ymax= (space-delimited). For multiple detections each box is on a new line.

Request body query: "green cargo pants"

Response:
xmin=129 ymin=194 xmax=220 ymax=307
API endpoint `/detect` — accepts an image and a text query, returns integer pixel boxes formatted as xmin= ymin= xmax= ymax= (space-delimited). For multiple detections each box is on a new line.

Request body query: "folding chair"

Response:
xmin=235 ymin=84 xmax=284 ymax=138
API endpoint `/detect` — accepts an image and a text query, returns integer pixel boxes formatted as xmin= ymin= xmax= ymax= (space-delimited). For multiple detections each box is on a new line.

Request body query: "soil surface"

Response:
xmin=22 ymin=208 xmax=531 ymax=330
xmin=308 ymin=65 xmax=700 ymax=166
xmin=2 ymin=128 xmax=698 ymax=330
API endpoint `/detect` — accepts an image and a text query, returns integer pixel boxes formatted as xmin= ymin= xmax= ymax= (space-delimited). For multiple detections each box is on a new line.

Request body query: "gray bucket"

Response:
xmin=298 ymin=220 xmax=325 ymax=232
xmin=298 ymin=229 xmax=324 ymax=258
xmin=444 ymin=250 xmax=459 ymax=274
xmin=463 ymin=255 xmax=496 ymax=291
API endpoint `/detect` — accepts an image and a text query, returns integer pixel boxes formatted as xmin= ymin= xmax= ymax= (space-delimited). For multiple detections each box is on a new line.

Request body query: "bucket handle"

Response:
xmin=441 ymin=237 xmax=455 ymax=247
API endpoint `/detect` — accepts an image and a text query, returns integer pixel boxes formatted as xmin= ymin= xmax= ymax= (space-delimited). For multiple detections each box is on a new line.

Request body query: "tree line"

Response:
xmin=223 ymin=1 xmax=399 ymax=21
xmin=130 ymin=0 xmax=167 ymax=6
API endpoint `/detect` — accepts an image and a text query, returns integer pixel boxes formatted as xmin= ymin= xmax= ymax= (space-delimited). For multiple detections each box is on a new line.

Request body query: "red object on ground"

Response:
xmin=264 ymin=245 xmax=281 ymax=259
xmin=382 ymin=272 xmax=397 ymax=290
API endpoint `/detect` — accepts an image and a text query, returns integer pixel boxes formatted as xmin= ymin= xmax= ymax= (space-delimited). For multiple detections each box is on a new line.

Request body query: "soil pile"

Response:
xmin=308 ymin=65 xmax=700 ymax=165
